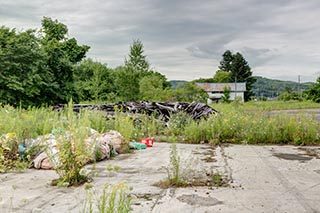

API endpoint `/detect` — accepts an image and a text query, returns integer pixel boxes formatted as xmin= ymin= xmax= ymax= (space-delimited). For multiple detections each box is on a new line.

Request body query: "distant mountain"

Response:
xmin=170 ymin=77 xmax=314 ymax=98
xmin=252 ymin=76 xmax=313 ymax=98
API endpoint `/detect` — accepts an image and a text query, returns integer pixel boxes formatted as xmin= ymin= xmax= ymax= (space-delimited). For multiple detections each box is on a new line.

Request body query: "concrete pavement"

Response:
xmin=0 ymin=143 xmax=319 ymax=212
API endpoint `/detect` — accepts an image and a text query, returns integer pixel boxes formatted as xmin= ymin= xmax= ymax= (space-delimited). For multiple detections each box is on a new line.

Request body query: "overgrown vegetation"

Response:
xmin=52 ymin=102 xmax=93 ymax=187
xmin=0 ymin=101 xmax=319 ymax=174
xmin=82 ymin=182 xmax=133 ymax=213
xmin=304 ymin=77 xmax=320 ymax=103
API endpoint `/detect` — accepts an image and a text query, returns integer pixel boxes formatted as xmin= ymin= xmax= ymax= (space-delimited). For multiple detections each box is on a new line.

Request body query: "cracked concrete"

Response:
xmin=0 ymin=143 xmax=320 ymax=212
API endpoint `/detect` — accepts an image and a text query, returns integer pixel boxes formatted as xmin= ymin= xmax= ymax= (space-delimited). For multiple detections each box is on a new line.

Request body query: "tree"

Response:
xmin=113 ymin=66 xmax=141 ymax=101
xmin=219 ymin=50 xmax=233 ymax=72
xmin=222 ymin=86 xmax=231 ymax=103
xmin=74 ymin=59 xmax=114 ymax=102
xmin=213 ymin=70 xmax=231 ymax=83
xmin=139 ymin=75 xmax=166 ymax=101
xmin=40 ymin=17 xmax=90 ymax=104
xmin=125 ymin=39 xmax=150 ymax=73
xmin=0 ymin=27 xmax=48 ymax=107
xmin=192 ymin=78 xmax=215 ymax=83
xmin=168 ymin=82 xmax=208 ymax=103
xmin=219 ymin=50 xmax=255 ymax=101
xmin=304 ymin=77 xmax=320 ymax=103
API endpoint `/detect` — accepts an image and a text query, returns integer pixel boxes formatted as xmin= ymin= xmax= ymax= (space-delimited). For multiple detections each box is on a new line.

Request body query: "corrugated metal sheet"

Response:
xmin=196 ymin=82 xmax=246 ymax=92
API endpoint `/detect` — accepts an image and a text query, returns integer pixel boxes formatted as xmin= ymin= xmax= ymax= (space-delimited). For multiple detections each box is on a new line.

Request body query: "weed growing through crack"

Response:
xmin=168 ymin=142 xmax=184 ymax=186
xmin=155 ymin=144 xmax=229 ymax=189
xmin=52 ymin=101 xmax=93 ymax=187
xmin=82 ymin=182 xmax=133 ymax=213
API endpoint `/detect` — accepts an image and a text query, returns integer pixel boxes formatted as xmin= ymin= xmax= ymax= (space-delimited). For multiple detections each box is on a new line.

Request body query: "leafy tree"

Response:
xmin=213 ymin=70 xmax=231 ymax=83
xmin=222 ymin=86 xmax=231 ymax=103
xmin=40 ymin=17 xmax=90 ymax=104
xmin=113 ymin=66 xmax=141 ymax=101
xmin=278 ymin=91 xmax=301 ymax=101
xmin=193 ymin=78 xmax=215 ymax=83
xmin=219 ymin=50 xmax=255 ymax=101
xmin=168 ymin=82 xmax=208 ymax=103
xmin=125 ymin=39 xmax=150 ymax=73
xmin=74 ymin=59 xmax=114 ymax=102
xmin=139 ymin=74 xmax=166 ymax=101
xmin=113 ymin=39 xmax=171 ymax=102
xmin=0 ymin=27 xmax=48 ymax=107
xmin=304 ymin=77 xmax=320 ymax=103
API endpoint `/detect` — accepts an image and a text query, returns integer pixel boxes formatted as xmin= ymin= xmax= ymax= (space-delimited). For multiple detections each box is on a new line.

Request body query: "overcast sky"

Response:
xmin=1 ymin=0 xmax=320 ymax=82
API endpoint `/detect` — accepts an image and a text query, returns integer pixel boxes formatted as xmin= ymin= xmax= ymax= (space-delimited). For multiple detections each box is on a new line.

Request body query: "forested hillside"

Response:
xmin=252 ymin=76 xmax=313 ymax=98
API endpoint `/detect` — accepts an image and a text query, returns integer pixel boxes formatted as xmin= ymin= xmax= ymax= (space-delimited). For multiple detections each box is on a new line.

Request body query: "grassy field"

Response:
xmin=0 ymin=100 xmax=319 ymax=173
xmin=212 ymin=100 xmax=320 ymax=112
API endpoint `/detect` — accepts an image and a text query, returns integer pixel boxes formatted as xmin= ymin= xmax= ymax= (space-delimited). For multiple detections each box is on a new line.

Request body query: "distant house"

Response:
xmin=196 ymin=82 xmax=246 ymax=103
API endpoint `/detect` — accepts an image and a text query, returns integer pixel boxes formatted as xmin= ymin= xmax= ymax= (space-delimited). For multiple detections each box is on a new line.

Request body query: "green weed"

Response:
xmin=82 ymin=182 xmax=133 ymax=213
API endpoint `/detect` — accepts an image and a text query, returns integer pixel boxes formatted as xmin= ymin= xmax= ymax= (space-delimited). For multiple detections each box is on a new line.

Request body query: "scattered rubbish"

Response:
xmin=54 ymin=101 xmax=218 ymax=121
xmin=129 ymin=142 xmax=147 ymax=150
xmin=140 ymin=138 xmax=154 ymax=147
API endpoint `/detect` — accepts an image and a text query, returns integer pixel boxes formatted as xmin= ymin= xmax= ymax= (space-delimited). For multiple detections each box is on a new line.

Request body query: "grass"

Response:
xmin=0 ymin=100 xmax=319 ymax=174
xmin=212 ymin=100 xmax=320 ymax=112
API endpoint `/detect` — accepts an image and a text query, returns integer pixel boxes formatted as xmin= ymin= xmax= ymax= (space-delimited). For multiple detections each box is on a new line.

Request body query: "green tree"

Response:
xmin=304 ymin=77 xmax=320 ymax=103
xmin=139 ymin=74 xmax=167 ymax=101
xmin=219 ymin=50 xmax=233 ymax=72
xmin=193 ymin=78 xmax=215 ymax=83
xmin=0 ymin=27 xmax=48 ymax=107
xmin=213 ymin=70 xmax=231 ymax=83
xmin=169 ymin=82 xmax=208 ymax=103
xmin=74 ymin=59 xmax=114 ymax=102
xmin=219 ymin=50 xmax=255 ymax=101
xmin=113 ymin=66 xmax=141 ymax=101
xmin=40 ymin=17 xmax=90 ymax=104
xmin=125 ymin=39 xmax=150 ymax=73
xmin=222 ymin=86 xmax=231 ymax=103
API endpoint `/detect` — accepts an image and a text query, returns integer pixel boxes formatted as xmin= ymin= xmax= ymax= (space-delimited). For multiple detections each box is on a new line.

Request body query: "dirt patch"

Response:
xmin=177 ymin=194 xmax=223 ymax=206
xmin=273 ymin=153 xmax=313 ymax=162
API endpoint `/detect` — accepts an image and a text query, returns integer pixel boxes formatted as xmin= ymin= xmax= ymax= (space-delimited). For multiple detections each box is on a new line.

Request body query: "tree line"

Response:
xmin=2 ymin=17 xmax=319 ymax=106
xmin=0 ymin=17 xmax=207 ymax=107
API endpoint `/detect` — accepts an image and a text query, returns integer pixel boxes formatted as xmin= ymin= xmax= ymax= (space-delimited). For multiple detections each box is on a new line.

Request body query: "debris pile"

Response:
xmin=27 ymin=129 xmax=126 ymax=170
xmin=54 ymin=101 xmax=218 ymax=121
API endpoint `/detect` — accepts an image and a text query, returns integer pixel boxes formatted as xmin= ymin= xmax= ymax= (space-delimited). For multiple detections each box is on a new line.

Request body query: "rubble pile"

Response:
xmin=54 ymin=101 xmax=218 ymax=121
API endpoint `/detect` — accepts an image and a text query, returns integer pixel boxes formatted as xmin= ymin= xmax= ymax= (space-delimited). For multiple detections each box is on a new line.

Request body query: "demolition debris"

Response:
xmin=54 ymin=101 xmax=218 ymax=120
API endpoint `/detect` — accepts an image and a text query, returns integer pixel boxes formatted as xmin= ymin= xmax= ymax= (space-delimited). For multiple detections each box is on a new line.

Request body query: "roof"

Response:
xmin=196 ymin=82 xmax=246 ymax=92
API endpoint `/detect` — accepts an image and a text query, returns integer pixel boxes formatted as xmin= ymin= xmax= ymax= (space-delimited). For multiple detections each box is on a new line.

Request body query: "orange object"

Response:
xmin=140 ymin=138 xmax=154 ymax=147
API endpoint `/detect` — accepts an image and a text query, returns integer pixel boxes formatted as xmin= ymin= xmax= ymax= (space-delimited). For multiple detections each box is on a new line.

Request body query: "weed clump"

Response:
xmin=82 ymin=182 xmax=133 ymax=213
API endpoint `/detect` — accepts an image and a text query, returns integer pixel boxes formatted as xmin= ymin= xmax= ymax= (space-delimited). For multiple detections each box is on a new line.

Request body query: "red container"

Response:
xmin=140 ymin=138 xmax=154 ymax=147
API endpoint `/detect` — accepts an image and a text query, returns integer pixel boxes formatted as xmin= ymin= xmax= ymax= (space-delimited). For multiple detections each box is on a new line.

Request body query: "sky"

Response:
xmin=1 ymin=0 xmax=320 ymax=82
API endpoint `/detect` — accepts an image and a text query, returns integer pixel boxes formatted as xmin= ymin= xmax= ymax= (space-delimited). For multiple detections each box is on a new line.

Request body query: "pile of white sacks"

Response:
xmin=25 ymin=129 xmax=126 ymax=170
